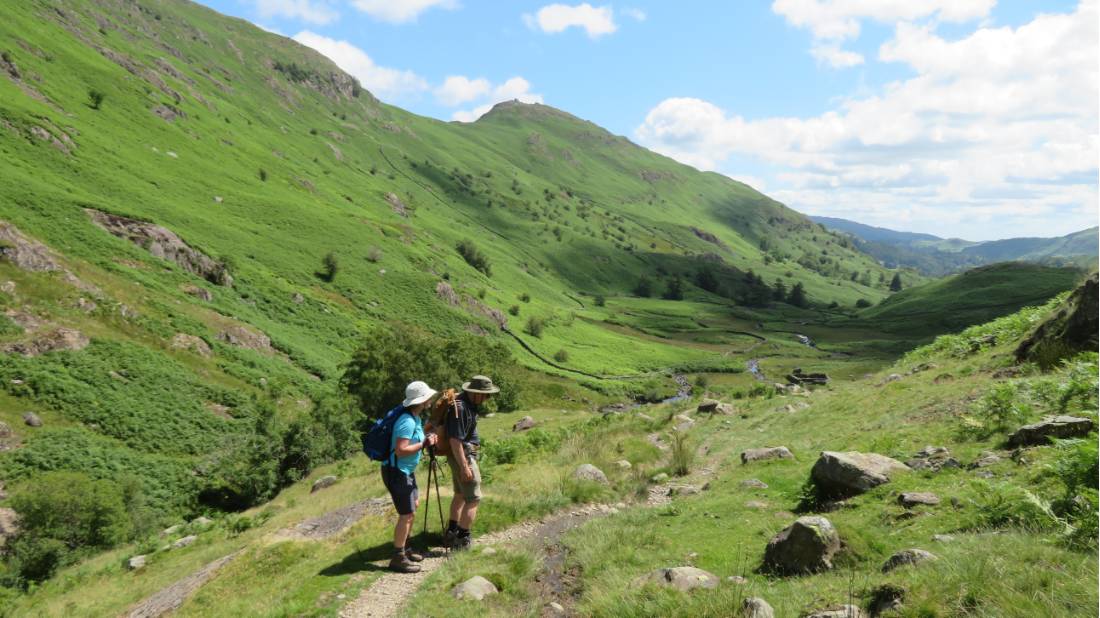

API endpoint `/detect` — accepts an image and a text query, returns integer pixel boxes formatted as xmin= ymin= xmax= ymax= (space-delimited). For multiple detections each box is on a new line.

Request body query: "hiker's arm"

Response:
xmin=393 ymin=437 xmax=426 ymax=457
xmin=450 ymin=437 xmax=474 ymax=480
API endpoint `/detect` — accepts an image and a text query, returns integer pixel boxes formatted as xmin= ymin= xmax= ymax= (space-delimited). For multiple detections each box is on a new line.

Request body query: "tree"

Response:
xmin=456 ymin=240 xmax=492 ymax=276
xmin=662 ymin=276 xmax=684 ymax=300
xmin=695 ymin=268 xmax=719 ymax=294
xmin=787 ymin=282 xmax=807 ymax=307
xmin=87 ymin=89 xmax=105 ymax=110
xmin=889 ymin=273 xmax=903 ymax=292
xmin=772 ymin=279 xmax=787 ymax=301
xmin=856 ymin=298 xmax=872 ymax=308
xmin=633 ymin=276 xmax=653 ymax=298
xmin=317 ymin=252 xmax=339 ymax=282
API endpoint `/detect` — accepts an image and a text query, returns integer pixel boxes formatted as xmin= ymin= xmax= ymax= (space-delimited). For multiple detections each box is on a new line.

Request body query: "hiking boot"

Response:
xmin=404 ymin=547 xmax=424 ymax=562
xmin=389 ymin=552 xmax=421 ymax=573
xmin=442 ymin=528 xmax=458 ymax=548
xmin=452 ymin=534 xmax=472 ymax=551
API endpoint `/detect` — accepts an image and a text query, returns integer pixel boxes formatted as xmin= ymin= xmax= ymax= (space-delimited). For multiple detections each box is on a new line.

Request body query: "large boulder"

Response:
xmin=639 ymin=566 xmax=719 ymax=592
xmin=740 ymin=447 xmax=793 ymax=464
xmin=810 ymin=451 xmax=909 ymax=498
xmin=1015 ymin=273 xmax=1098 ymax=368
xmin=127 ymin=554 xmax=147 ymax=570
xmin=762 ymin=516 xmax=840 ymax=574
xmin=740 ymin=597 xmax=775 ymax=618
xmin=1007 ymin=416 xmax=1094 ymax=447
xmin=573 ymin=464 xmax=608 ymax=484
xmin=310 ymin=475 xmax=338 ymax=493
xmin=806 ymin=606 xmax=866 ymax=618
xmin=22 ymin=412 xmax=42 ymax=427
xmin=451 ymin=575 xmax=497 ymax=600
xmin=881 ymin=548 xmax=937 ymax=573
xmin=216 ymin=326 xmax=272 ymax=353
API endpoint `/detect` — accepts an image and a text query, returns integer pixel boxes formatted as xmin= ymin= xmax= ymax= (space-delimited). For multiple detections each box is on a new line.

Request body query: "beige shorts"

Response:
xmin=447 ymin=453 xmax=482 ymax=502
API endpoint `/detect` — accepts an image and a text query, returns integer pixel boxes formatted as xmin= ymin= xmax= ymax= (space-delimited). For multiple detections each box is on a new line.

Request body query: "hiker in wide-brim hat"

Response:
xmin=443 ymin=375 xmax=499 ymax=550
xmin=381 ymin=380 xmax=438 ymax=573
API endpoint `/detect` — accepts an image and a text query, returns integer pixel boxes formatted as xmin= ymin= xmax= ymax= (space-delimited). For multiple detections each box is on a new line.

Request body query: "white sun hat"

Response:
xmin=402 ymin=381 xmax=437 ymax=407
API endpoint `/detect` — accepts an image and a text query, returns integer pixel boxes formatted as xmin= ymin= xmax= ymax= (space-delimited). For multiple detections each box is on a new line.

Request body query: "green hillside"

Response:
xmin=0 ymin=0 xmax=1092 ymax=614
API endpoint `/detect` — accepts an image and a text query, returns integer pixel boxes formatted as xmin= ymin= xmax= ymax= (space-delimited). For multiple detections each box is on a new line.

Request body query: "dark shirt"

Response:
xmin=445 ymin=393 xmax=480 ymax=448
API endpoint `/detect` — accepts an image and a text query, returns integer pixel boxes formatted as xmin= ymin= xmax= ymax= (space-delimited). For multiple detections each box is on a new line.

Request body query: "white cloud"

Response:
xmin=435 ymin=76 xmax=491 ymax=106
xmin=524 ymin=3 xmax=617 ymax=38
xmin=292 ymin=31 xmax=428 ymax=100
xmin=350 ymin=0 xmax=456 ymax=23
xmin=251 ymin=0 xmax=339 ymax=25
xmin=810 ymin=44 xmax=863 ymax=68
xmin=771 ymin=0 xmax=995 ymax=41
xmin=451 ymin=77 xmax=544 ymax=122
xmin=622 ymin=7 xmax=646 ymax=21
xmin=636 ymin=1 xmax=1099 ymax=240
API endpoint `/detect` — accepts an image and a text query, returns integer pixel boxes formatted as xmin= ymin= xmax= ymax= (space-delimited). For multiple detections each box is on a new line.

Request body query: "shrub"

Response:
xmin=855 ymin=298 xmax=872 ymax=308
xmin=553 ymin=349 xmax=569 ymax=363
xmin=508 ymin=304 xmax=520 ymax=316
xmin=1050 ymin=439 xmax=1099 ymax=549
xmin=342 ymin=323 xmax=522 ymax=418
xmin=524 ymin=316 xmax=545 ymax=338
xmin=962 ymin=382 xmax=1033 ymax=436
xmin=519 ymin=293 xmax=531 ymax=303
xmin=971 ymin=482 xmax=1062 ymax=532
xmin=594 ymin=295 xmax=606 ymax=307
xmin=633 ymin=276 xmax=653 ymax=298
xmin=366 ymin=246 xmax=382 ymax=263
xmin=317 ymin=252 xmax=339 ymax=282
xmin=87 ymin=89 xmax=105 ymax=109
xmin=259 ymin=168 xmax=268 ymax=182
xmin=693 ymin=374 xmax=709 ymax=390
xmin=456 ymin=240 xmax=492 ymax=276
xmin=662 ymin=277 xmax=684 ymax=300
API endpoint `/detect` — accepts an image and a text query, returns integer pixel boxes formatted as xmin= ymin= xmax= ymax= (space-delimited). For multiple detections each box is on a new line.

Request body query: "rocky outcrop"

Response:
xmin=697 ymin=399 xmax=733 ymax=415
xmin=1016 ymin=273 xmax=1098 ymax=368
xmin=762 ymin=516 xmax=840 ymax=574
xmin=0 ymin=507 xmax=19 ymax=546
xmin=0 ymin=221 xmax=62 ymax=271
xmin=216 ymin=326 xmax=272 ymax=353
xmin=787 ymin=368 xmax=829 ymax=386
xmin=898 ymin=492 xmax=940 ymax=508
xmin=310 ymin=475 xmax=338 ymax=493
xmin=810 ymin=451 xmax=909 ymax=498
xmin=741 ymin=446 xmax=793 ymax=464
xmin=881 ymin=548 xmax=937 ymax=572
xmin=5 ymin=328 xmax=89 ymax=356
xmin=639 ymin=566 xmax=719 ymax=592
xmin=451 ymin=575 xmax=497 ymax=601
xmin=806 ymin=606 xmax=866 ymax=618
xmin=170 ymin=334 xmax=212 ymax=357
xmin=905 ymin=446 xmax=959 ymax=472
xmin=87 ymin=210 xmax=232 ymax=286
xmin=181 ymin=284 xmax=213 ymax=302
xmin=385 ymin=192 xmax=408 ymax=217
xmin=1007 ymin=416 xmax=1094 ymax=447
xmin=573 ymin=464 xmax=608 ymax=484
xmin=513 ymin=416 xmax=536 ymax=432
xmin=741 ymin=598 xmax=775 ymax=618
xmin=126 ymin=551 xmax=241 ymax=618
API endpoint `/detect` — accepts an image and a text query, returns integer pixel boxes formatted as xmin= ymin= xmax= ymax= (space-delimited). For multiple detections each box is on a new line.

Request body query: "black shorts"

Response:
xmin=381 ymin=465 xmax=418 ymax=515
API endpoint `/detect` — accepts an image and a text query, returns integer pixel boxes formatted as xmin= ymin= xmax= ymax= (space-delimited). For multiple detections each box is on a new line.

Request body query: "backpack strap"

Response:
xmin=388 ymin=408 xmax=416 ymax=468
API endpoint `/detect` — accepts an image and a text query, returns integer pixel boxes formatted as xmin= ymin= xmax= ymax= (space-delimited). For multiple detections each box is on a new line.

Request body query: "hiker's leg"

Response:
xmin=458 ymin=456 xmax=482 ymax=530
xmin=394 ymin=512 xmax=414 ymax=548
xmin=459 ymin=500 xmax=478 ymax=529
xmin=447 ymin=455 xmax=465 ymax=523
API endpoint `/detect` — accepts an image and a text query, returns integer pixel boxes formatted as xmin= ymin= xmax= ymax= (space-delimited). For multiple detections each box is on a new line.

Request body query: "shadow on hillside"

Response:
xmin=319 ymin=532 xmax=444 ymax=576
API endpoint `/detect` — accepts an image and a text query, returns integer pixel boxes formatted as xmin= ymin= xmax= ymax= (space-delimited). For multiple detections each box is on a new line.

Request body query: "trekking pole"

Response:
xmin=422 ymin=447 xmax=434 ymax=537
xmin=432 ymin=453 xmax=445 ymax=533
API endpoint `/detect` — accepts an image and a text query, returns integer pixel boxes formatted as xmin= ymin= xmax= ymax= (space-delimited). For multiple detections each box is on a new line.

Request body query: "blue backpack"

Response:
xmin=362 ymin=405 xmax=412 ymax=463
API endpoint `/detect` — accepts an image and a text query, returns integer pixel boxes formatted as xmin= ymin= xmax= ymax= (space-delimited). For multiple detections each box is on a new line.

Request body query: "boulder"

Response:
xmin=216 ymin=326 xmax=272 ymax=353
xmin=192 ymin=516 xmax=213 ymax=527
xmin=727 ymin=575 xmax=748 ymax=584
xmin=650 ymin=473 xmax=669 ymax=483
xmin=640 ymin=566 xmax=719 ymax=592
xmin=898 ymin=492 xmax=940 ymax=508
xmin=182 ymin=284 xmax=213 ymax=302
xmin=451 ymin=575 xmax=498 ymax=601
xmin=161 ymin=524 xmax=182 ymax=537
xmin=170 ymin=333 xmax=212 ymax=357
xmin=786 ymin=368 xmax=829 ymax=386
xmin=740 ymin=479 xmax=769 ymax=489
xmin=310 ymin=475 xmax=338 ymax=493
xmin=0 ymin=507 xmax=19 ymax=545
xmin=810 ymin=451 xmax=909 ymax=498
xmin=613 ymin=459 xmax=632 ymax=470
xmin=762 ymin=516 xmax=840 ymax=574
xmin=513 ymin=416 xmax=536 ymax=432
xmin=697 ymin=399 xmax=721 ymax=413
xmin=905 ymin=446 xmax=959 ymax=472
xmin=806 ymin=606 xmax=865 ymax=618
xmin=1007 ymin=416 xmax=1095 ymax=447
xmin=741 ymin=447 xmax=793 ymax=464
xmin=172 ymin=535 xmax=198 ymax=549
xmin=741 ymin=597 xmax=775 ymax=618
xmin=22 ymin=412 xmax=42 ymax=427
xmin=870 ymin=584 xmax=906 ymax=616
xmin=881 ymin=548 xmax=937 ymax=573
xmin=573 ymin=464 xmax=608 ymax=484
xmin=546 ymin=601 xmax=566 ymax=615
xmin=969 ymin=451 xmax=1002 ymax=469
xmin=669 ymin=485 xmax=701 ymax=496
xmin=931 ymin=534 xmax=956 ymax=543
xmin=745 ymin=500 xmax=769 ymax=510
xmin=0 ymin=281 xmax=15 ymax=294
xmin=0 ymin=422 xmax=11 ymax=438
xmin=127 ymin=555 xmax=147 ymax=570
xmin=0 ymin=221 xmax=62 ymax=272
xmin=292 ymin=292 xmax=305 ymax=304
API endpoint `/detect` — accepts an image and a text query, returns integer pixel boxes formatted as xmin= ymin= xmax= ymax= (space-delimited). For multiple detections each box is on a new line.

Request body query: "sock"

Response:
xmin=458 ymin=526 xmax=470 ymax=538
xmin=394 ymin=545 xmax=405 ymax=555
xmin=448 ymin=520 xmax=459 ymax=533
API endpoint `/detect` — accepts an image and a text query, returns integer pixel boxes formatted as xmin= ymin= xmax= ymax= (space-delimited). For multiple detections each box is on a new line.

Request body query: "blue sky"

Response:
xmin=197 ymin=1 xmax=1097 ymax=241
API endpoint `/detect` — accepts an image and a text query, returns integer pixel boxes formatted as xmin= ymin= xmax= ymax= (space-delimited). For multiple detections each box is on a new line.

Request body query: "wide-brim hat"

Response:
xmin=462 ymin=375 xmax=500 ymax=394
xmin=402 ymin=381 xmax=438 ymax=407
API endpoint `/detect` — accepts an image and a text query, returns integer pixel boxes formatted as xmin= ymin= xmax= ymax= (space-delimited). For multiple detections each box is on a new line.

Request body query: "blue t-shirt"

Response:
xmin=389 ymin=407 xmax=424 ymax=475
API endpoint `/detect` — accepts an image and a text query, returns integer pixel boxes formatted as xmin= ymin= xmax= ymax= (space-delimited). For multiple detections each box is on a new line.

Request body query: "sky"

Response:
xmin=196 ymin=0 xmax=1098 ymax=241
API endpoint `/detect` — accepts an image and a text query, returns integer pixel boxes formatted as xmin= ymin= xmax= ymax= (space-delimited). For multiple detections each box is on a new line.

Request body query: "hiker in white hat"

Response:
xmin=381 ymin=380 xmax=438 ymax=573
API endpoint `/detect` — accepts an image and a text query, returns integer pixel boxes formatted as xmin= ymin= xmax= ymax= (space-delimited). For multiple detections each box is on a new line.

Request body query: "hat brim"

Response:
xmin=462 ymin=382 xmax=499 ymax=394
xmin=403 ymin=389 xmax=437 ymax=408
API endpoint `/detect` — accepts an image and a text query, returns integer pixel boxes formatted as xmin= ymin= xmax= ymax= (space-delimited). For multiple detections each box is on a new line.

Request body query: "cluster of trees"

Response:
xmin=456 ymin=240 xmax=492 ymax=276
